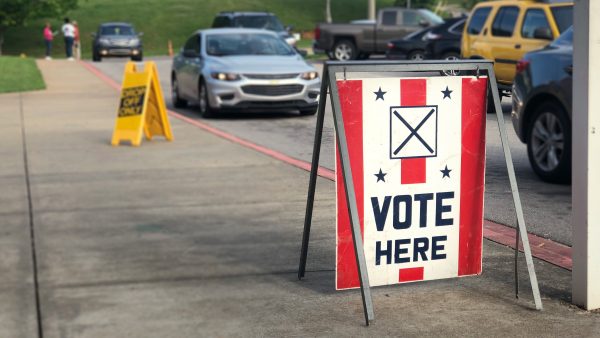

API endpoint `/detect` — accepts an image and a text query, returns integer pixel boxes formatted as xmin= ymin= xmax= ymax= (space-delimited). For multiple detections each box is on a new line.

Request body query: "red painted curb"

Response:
xmin=80 ymin=61 xmax=572 ymax=271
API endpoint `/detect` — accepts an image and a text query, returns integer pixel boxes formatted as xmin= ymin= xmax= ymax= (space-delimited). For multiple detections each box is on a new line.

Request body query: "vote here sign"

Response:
xmin=335 ymin=76 xmax=488 ymax=290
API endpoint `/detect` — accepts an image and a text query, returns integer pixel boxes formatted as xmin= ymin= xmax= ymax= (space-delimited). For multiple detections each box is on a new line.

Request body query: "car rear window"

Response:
xmin=212 ymin=16 xmax=232 ymax=28
xmin=233 ymin=15 xmax=284 ymax=32
xmin=382 ymin=11 xmax=397 ymax=26
xmin=467 ymin=7 xmax=491 ymax=35
xmin=551 ymin=6 xmax=573 ymax=33
xmin=491 ymin=6 xmax=519 ymax=37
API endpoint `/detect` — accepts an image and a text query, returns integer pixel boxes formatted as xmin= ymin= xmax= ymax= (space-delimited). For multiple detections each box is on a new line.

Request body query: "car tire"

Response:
xmin=131 ymin=52 xmax=143 ymax=62
xmin=92 ymin=52 xmax=101 ymax=62
xmin=526 ymin=101 xmax=571 ymax=184
xmin=333 ymin=39 xmax=357 ymax=61
xmin=407 ymin=50 xmax=425 ymax=61
xmin=357 ymin=52 xmax=370 ymax=60
xmin=171 ymin=75 xmax=187 ymax=108
xmin=486 ymin=90 xmax=501 ymax=114
xmin=300 ymin=108 xmax=318 ymax=116
xmin=198 ymin=79 xmax=215 ymax=118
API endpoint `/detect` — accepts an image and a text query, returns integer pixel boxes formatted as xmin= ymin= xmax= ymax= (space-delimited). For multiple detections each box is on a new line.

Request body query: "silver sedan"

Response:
xmin=171 ymin=28 xmax=321 ymax=117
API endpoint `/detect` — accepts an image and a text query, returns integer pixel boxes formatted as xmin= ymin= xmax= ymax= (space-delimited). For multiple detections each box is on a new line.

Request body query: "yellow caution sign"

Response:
xmin=111 ymin=61 xmax=173 ymax=146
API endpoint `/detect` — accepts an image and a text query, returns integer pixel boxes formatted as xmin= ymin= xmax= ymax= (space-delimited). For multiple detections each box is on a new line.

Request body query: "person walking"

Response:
xmin=61 ymin=17 xmax=76 ymax=60
xmin=43 ymin=22 xmax=56 ymax=60
xmin=73 ymin=20 xmax=81 ymax=60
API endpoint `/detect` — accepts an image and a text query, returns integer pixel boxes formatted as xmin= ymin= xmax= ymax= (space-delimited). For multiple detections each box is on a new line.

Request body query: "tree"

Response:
xmin=394 ymin=0 xmax=436 ymax=9
xmin=0 ymin=0 xmax=78 ymax=55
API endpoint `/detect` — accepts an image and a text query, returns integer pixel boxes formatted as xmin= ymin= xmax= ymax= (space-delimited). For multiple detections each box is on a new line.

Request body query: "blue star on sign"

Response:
xmin=375 ymin=168 xmax=387 ymax=182
xmin=441 ymin=165 xmax=452 ymax=178
xmin=441 ymin=86 xmax=452 ymax=99
xmin=374 ymin=87 xmax=386 ymax=101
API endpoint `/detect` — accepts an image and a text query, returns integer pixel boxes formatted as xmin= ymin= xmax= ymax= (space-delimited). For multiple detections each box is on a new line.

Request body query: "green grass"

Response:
xmin=2 ymin=0 xmax=401 ymax=59
xmin=0 ymin=57 xmax=46 ymax=93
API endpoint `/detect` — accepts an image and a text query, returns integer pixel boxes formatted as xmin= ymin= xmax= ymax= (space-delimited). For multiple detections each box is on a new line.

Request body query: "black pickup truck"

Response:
xmin=314 ymin=8 xmax=444 ymax=61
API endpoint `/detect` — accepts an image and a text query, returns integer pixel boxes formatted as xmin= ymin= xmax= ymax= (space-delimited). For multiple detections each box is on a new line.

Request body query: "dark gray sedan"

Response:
xmin=92 ymin=22 xmax=143 ymax=62
xmin=171 ymin=28 xmax=320 ymax=118
xmin=511 ymin=27 xmax=572 ymax=184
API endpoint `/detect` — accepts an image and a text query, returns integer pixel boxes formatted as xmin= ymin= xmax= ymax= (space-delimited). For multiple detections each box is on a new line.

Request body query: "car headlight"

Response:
xmin=98 ymin=38 xmax=110 ymax=44
xmin=301 ymin=71 xmax=319 ymax=80
xmin=210 ymin=72 xmax=240 ymax=81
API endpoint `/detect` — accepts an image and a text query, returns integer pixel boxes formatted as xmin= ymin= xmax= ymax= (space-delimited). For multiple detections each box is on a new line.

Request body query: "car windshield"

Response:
xmin=233 ymin=15 xmax=285 ymax=32
xmin=206 ymin=33 xmax=295 ymax=56
xmin=418 ymin=9 xmax=444 ymax=25
xmin=551 ymin=6 xmax=573 ymax=33
xmin=101 ymin=25 xmax=135 ymax=36
xmin=551 ymin=26 xmax=572 ymax=47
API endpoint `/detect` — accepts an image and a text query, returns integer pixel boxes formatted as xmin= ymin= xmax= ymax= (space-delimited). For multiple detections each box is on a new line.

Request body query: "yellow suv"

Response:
xmin=461 ymin=0 xmax=572 ymax=91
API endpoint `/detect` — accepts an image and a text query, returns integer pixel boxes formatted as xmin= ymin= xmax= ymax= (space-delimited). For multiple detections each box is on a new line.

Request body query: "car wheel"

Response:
xmin=333 ymin=40 xmax=356 ymax=61
xmin=526 ymin=101 xmax=571 ymax=184
xmin=408 ymin=50 xmax=425 ymax=61
xmin=300 ymin=108 xmax=318 ymax=116
xmin=441 ymin=52 xmax=461 ymax=76
xmin=198 ymin=79 xmax=215 ymax=118
xmin=171 ymin=75 xmax=187 ymax=108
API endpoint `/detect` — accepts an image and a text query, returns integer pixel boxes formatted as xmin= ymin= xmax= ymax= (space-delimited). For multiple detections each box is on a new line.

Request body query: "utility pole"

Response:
xmin=325 ymin=0 xmax=332 ymax=23
xmin=572 ymin=0 xmax=600 ymax=310
xmin=368 ymin=0 xmax=376 ymax=20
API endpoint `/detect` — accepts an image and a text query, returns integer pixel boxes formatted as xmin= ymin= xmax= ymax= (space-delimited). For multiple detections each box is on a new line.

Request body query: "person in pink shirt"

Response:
xmin=43 ymin=22 xmax=56 ymax=60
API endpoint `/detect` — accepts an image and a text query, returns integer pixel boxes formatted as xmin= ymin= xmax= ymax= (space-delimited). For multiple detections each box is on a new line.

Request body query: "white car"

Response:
xmin=171 ymin=28 xmax=320 ymax=117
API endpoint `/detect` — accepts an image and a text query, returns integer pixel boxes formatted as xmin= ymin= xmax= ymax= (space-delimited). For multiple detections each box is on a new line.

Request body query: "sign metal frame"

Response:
xmin=298 ymin=60 xmax=543 ymax=326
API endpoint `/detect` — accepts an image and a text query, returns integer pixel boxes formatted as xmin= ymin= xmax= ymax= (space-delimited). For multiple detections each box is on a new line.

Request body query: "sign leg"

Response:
xmin=298 ymin=66 xmax=330 ymax=280
xmin=515 ymin=224 xmax=519 ymax=299
xmin=488 ymin=72 xmax=543 ymax=310
xmin=328 ymin=68 xmax=374 ymax=325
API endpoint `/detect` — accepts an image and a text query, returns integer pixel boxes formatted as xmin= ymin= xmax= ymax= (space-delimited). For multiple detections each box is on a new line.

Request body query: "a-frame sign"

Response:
xmin=298 ymin=60 xmax=543 ymax=326
xmin=111 ymin=61 xmax=173 ymax=146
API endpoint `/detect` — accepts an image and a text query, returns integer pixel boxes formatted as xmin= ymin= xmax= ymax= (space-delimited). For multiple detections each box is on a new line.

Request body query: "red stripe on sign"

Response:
xmin=458 ymin=77 xmax=488 ymax=276
xmin=336 ymin=80 xmax=364 ymax=290
xmin=400 ymin=79 xmax=427 ymax=184
xmin=399 ymin=267 xmax=424 ymax=282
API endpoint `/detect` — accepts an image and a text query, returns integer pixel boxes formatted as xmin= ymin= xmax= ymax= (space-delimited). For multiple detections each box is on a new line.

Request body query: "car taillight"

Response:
xmin=516 ymin=59 xmax=530 ymax=74
xmin=387 ymin=42 xmax=394 ymax=49
xmin=314 ymin=27 xmax=320 ymax=40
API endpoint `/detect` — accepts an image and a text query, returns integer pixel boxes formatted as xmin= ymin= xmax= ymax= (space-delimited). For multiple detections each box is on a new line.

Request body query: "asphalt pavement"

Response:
xmin=0 ymin=58 xmax=598 ymax=337
xmin=90 ymin=57 xmax=572 ymax=246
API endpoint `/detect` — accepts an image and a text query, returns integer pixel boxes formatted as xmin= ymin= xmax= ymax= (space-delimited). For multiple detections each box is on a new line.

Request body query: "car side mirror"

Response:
xmin=286 ymin=25 xmax=294 ymax=33
xmin=419 ymin=20 xmax=430 ymax=28
xmin=533 ymin=27 xmax=553 ymax=40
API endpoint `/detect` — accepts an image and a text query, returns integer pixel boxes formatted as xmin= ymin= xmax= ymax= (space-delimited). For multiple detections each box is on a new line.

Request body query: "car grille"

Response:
xmin=243 ymin=73 xmax=299 ymax=79
xmin=242 ymin=84 xmax=303 ymax=96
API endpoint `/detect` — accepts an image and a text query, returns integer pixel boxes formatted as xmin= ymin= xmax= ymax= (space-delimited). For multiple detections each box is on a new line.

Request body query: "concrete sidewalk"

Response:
xmin=0 ymin=60 xmax=599 ymax=337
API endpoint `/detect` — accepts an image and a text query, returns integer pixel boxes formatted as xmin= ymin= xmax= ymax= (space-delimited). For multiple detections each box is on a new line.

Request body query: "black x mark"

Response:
xmin=393 ymin=108 xmax=435 ymax=155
